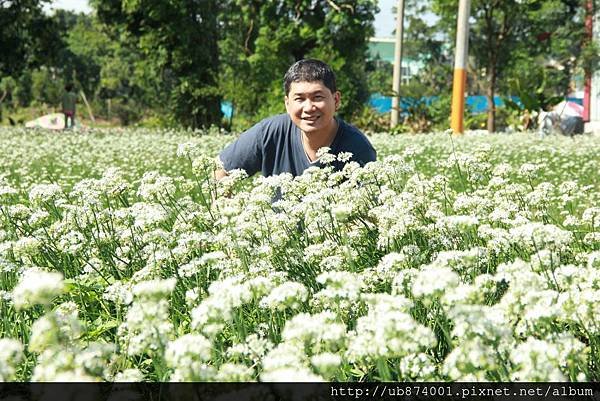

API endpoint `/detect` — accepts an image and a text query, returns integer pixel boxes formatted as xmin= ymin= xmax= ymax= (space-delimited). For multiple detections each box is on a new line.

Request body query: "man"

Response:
xmin=61 ymin=83 xmax=77 ymax=129
xmin=215 ymin=59 xmax=376 ymax=179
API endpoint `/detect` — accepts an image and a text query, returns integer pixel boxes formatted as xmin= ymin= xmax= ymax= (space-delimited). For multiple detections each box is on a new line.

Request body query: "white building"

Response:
xmin=368 ymin=37 xmax=423 ymax=84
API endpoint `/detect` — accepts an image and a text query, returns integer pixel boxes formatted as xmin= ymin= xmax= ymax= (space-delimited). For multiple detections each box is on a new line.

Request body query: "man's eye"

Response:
xmin=314 ymin=96 xmax=323 ymax=100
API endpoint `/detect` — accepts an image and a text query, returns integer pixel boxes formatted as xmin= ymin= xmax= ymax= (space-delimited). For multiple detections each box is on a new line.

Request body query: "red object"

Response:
xmin=583 ymin=0 xmax=593 ymax=122
xmin=536 ymin=32 xmax=551 ymax=41
xmin=553 ymin=101 xmax=584 ymax=117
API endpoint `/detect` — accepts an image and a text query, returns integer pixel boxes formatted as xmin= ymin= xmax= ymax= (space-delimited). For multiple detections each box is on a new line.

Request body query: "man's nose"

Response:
xmin=303 ymin=100 xmax=316 ymax=111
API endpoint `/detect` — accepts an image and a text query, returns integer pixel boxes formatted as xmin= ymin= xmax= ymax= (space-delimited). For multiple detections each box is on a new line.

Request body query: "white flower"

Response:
xmin=316 ymin=147 xmax=332 ymax=158
xmin=581 ymin=207 xmax=600 ymax=226
xmin=510 ymin=334 xmax=587 ymax=381
xmin=260 ymin=367 xmax=324 ymax=382
xmin=259 ymin=282 xmax=308 ymax=311
xmin=137 ymin=171 xmax=176 ymax=200
xmin=12 ymin=269 xmax=65 ymax=309
xmin=165 ymin=334 xmax=212 ymax=369
xmin=226 ymin=333 xmax=273 ymax=363
xmin=215 ymin=363 xmax=254 ymax=382
xmin=103 ymin=281 xmax=133 ymax=306
xmin=311 ymin=352 xmax=342 ymax=377
xmin=346 ymin=294 xmax=434 ymax=362
xmin=132 ymin=278 xmax=177 ymax=300
xmin=411 ymin=265 xmax=460 ymax=300
xmin=336 ymin=151 xmax=353 ymax=162
xmin=442 ymin=337 xmax=500 ymax=381
xmin=114 ymin=368 xmax=145 ymax=382
xmin=281 ymin=311 xmax=346 ymax=350
xmin=0 ymin=338 xmax=24 ymax=381
xmin=118 ymin=299 xmax=174 ymax=356
xmin=29 ymin=183 xmax=63 ymax=204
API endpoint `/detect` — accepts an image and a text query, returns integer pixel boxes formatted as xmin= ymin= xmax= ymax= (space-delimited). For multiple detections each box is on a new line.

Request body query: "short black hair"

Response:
xmin=65 ymin=83 xmax=73 ymax=92
xmin=283 ymin=59 xmax=337 ymax=96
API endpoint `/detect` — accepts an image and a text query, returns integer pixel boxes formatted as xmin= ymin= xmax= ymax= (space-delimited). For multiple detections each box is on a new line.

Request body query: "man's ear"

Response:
xmin=334 ymin=91 xmax=341 ymax=111
xmin=284 ymin=96 xmax=290 ymax=111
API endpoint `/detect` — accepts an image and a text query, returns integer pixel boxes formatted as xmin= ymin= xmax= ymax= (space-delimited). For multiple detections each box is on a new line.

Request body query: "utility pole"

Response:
xmin=450 ymin=0 xmax=471 ymax=134
xmin=390 ymin=0 xmax=405 ymax=128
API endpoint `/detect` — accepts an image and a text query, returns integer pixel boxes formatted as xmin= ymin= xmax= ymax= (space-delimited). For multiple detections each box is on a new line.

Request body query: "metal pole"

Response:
xmin=450 ymin=0 xmax=471 ymax=134
xmin=391 ymin=0 xmax=405 ymax=128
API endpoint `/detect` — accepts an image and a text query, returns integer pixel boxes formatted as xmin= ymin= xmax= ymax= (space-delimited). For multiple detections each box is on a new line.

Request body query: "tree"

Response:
xmin=93 ymin=0 xmax=222 ymax=128
xmin=402 ymin=2 xmax=452 ymax=97
xmin=431 ymin=0 xmax=595 ymax=132
xmin=432 ymin=0 xmax=537 ymax=132
xmin=0 ymin=0 xmax=62 ymax=77
xmin=218 ymin=0 xmax=378 ymax=127
xmin=503 ymin=0 xmax=595 ymax=99
xmin=53 ymin=11 xmax=105 ymax=99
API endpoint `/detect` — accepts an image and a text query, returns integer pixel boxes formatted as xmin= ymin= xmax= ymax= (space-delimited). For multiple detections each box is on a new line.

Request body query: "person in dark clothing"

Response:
xmin=216 ymin=59 xmax=376 ymax=179
xmin=61 ymin=83 xmax=77 ymax=129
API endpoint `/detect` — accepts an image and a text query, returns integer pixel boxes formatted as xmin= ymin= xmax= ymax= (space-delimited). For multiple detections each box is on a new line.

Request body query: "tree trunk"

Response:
xmin=486 ymin=64 xmax=496 ymax=133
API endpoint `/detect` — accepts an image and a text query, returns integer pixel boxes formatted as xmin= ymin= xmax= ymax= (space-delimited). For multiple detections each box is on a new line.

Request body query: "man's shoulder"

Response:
xmin=248 ymin=114 xmax=295 ymax=145
xmin=258 ymin=113 xmax=293 ymax=131
xmin=338 ymin=118 xmax=373 ymax=146
xmin=336 ymin=118 xmax=377 ymax=163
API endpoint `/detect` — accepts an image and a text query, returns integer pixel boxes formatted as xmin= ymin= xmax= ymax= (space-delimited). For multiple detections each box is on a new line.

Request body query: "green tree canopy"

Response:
xmin=93 ymin=0 xmax=222 ymax=128
xmin=218 ymin=0 xmax=378 ymax=127
xmin=431 ymin=0 xmax=593 ymax=132
xmin=0 ymin=0 xmax=61 ymax=77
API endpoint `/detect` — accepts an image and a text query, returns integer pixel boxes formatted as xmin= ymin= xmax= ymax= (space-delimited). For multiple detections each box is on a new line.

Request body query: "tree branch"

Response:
xmin=326 ymin=0 xmax=354 ymax=13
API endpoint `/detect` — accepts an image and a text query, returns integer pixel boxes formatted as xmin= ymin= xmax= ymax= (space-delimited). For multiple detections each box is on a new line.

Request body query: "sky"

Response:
xmin=374 ymin=0 xmax=438 ymax=37
xmin=43 ymin=0 xmax=412 ymax=37
xmin=374 ymin=0 xmax=398 ymax=37
xmin=44 ymin=0 xmax=92 ymax=14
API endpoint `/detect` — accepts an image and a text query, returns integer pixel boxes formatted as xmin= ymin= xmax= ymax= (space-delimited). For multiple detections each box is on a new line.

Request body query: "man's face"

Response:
xmin=285 ymin=81 xmax=341 ymax=136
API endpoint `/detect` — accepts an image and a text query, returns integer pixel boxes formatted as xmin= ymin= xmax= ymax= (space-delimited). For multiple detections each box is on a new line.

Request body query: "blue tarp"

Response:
xmin=369 ymin=94 xmax=527 ymax=114
xmin=222 ymin=96 xmax=583 ymax=119
xmin=221 ymin=101 xmax=233 ymax=119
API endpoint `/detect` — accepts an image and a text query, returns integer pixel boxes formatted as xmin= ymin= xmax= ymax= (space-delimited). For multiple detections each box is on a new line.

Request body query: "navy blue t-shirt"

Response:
xmin=219 ymin=113 xmax=376 ymax=177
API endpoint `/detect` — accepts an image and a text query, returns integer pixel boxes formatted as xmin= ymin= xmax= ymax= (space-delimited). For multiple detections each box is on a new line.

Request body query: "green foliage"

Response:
xmin=366 ymin=60 xmax=393 ymax=96
xmin=504 ymin=71 xmax=563 ymax=114
xmin=94 ymin=0 xmax=222 ymax=128
xmin=218 ymin=0 xmax=378 ymax=128
xmin=465 ymin=107 xmax=521 ymax=131
xmin=351 ymin=106 xmax=390 ymax=134
xmin=0 ymin=0 xmax=59 ymax=77
xmin=399 ymin=94 xmax=452 ymax=133
xmin=0 ymin=77 xmax=18 ymax=109
xmin=430 ymin=0 xmax=592 ymax=132
xmin=31 ymin=69 xmax=65 ymax=107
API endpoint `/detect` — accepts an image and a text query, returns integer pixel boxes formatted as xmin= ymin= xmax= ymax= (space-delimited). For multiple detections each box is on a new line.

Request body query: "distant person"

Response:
xmin=215 ymin=59 xmax=376 ymax=180
xmin=61 ymin=83 xmax=77 ymax=129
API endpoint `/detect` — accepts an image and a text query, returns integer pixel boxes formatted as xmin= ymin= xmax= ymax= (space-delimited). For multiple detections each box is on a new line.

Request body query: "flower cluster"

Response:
xmin=1 ymin=127 xmax=599 ymax=381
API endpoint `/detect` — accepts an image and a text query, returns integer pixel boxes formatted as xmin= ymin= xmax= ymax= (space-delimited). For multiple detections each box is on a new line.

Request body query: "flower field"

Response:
xmin=1 ymin=126 xmax=600 ymax=382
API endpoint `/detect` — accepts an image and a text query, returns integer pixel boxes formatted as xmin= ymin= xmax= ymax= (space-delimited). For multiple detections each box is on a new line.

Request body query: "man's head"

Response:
xmin=283 ymin=59 xmax=337 ymax=96
xmin=65 ymin=83 xmax=73 ymax=92
xmin=283 ymin=59 xmax=341 ymax=137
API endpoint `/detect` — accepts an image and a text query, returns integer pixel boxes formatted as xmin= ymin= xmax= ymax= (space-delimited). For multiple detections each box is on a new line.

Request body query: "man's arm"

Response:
xmin=214 ymin=156 xmax=228 ymax=180
xmin=216 ymin=121 xmax=264 ymax=180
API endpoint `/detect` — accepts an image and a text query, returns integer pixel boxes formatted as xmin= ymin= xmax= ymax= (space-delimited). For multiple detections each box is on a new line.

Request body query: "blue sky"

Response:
xmin=374 ymin=0 xmax=397 ymax=37
xmin=44 ymin=0 xmax=401 ymax=37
